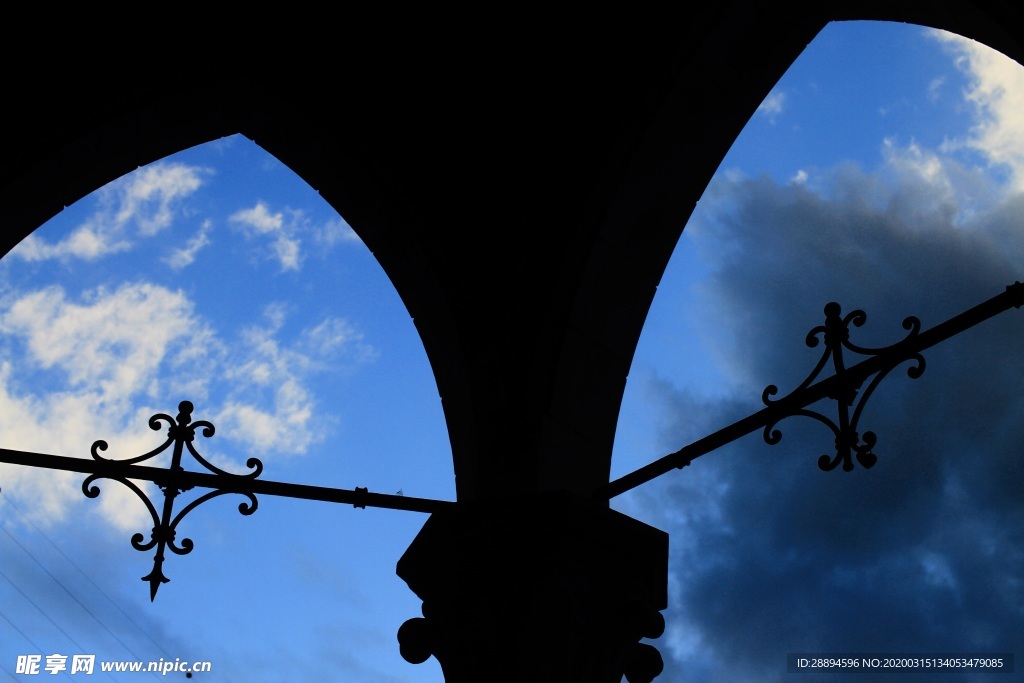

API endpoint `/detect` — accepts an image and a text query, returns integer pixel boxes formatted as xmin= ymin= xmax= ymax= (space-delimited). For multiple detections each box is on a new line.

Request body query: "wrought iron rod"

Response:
xmin=598 ymin=281 xmax=1024 ymax=500
xmin=0 ymin=447 xmax=452 ymax=514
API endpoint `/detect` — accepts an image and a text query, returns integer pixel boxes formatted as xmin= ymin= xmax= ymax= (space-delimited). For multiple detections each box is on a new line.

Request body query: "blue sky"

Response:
xmin=0 ymin=135 xmax=454 ymax=680
xmin=2 ymin=20 xmax=1023 ymax=682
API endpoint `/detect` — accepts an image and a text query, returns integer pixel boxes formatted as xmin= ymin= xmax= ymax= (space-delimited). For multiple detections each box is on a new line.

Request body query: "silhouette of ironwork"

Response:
xmin=760 ymin=300 xmax=924 ymax=472
xmin=0 ymin=400 xmax=453 ymax=600
xmin=84 ymin=400 xmax=262 ymax=600
xmin=598 ymin=280 xmax=1024 ymax=499
xmin=2 ymin=281 xmax=1023 ymax=606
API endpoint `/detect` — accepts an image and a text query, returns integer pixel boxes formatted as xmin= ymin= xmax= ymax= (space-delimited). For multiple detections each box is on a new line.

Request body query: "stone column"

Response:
xmin=396 ymin=490 xmax=668 ymax=683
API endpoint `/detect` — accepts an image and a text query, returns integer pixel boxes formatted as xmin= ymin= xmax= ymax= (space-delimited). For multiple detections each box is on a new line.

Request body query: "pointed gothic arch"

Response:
xmin=3 ymin=5 xmax=1024 ymax=680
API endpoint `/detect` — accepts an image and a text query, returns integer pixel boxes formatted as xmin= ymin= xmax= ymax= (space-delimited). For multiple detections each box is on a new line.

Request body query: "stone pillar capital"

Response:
xmin=397 ymin=490 xmax=668 ymax=682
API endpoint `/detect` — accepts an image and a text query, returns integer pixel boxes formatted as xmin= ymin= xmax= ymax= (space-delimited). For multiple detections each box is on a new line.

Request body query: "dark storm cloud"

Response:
xmin=634 ymin=161 xmax=1024 ymax=682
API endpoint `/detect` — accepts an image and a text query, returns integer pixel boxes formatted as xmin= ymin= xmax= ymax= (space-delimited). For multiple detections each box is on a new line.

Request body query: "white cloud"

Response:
xmin=118 ymin=163 xmax=206 ymax=237
xmin=214 ymin=306 xmax=376 ymax=456
xmin=299 ymin=317 xmax=378 ymax=366
xmin=11 ymin=225 xmax=132 ymax=262
xmin=0 ymin=283 xmax=215 ymax=401
xmin=230 ymin=201 xmax=302 ymax=271
xmin=0 ymin=280 xmax=376 ymax=532
xmin=274 ymin=236 xmax=301 ymax=271
xmin=756 ymin=91 xmax=785 ymax=121
xmin=231 ymin=202 xmax=283 ymax=235
xmin=165 ymin=219 xmax=213 ymax=270
xmin=0 ymin=282 xmax=226 ymax=531
xmin=215 ymin=393 xmax=314 ymax=456
xmin=230 ymin=203 xmax=364 ymax=271
xmin=930 ymin=29 xmax=1024 ymax=192
xmin=8 ymin=162 xmax=209 ymax=263
xmin=315 ymin=218 xmax=362 ymax=247
xmin=879 ymin=136 xmax=1004 ymax=224
xmin=882 ymin=137 xmax=954 ymax=195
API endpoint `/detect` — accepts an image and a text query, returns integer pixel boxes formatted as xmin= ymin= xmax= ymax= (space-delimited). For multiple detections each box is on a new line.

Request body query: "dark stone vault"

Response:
xmin=3 ymin=4 xmax=1022 ymax=680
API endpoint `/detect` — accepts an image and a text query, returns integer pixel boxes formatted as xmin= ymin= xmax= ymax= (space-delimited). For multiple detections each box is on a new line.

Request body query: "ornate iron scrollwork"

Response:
xmin=761 ymin=302 xmax=926 ymax=472
xmin=82 ymin=401 xmax=263 ymax=600
xmin=599 ymin=281 xmax=1022 ymax=500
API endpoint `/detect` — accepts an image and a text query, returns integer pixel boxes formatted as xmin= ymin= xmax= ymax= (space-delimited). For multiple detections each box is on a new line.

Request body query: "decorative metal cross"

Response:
xmin=0 ymin=406 xmax=452 ymax=600
xmin=84 ymin=400 xmax=263 ymax=600
xmin=599 ymin=280 xmax=1024 ymax=499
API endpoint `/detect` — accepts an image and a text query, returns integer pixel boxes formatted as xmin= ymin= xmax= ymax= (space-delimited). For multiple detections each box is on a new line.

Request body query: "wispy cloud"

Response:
xmin=314 ymin=218 xmax=362 ymax=248
xmin=230 ymin=202 xmax=363 ymax=272
xmin=164 ymin=219 xmax=213 ymax=270
xmin=118 ymin=163 xmax=206 ymax=237
xmin=11 ymin=227 xmax=132 ymax=262
xmin=229 ymin=202 xmax=302 ymax=271
xmin=8 ymin=163 xmax=209 ymax=263
xmin=0 ymin=283 xmax=375 ymax=531
xmin=215 ymin=304 xmax=377 ymax=456
xmin=756 ymin=91 xmax=785 ymax=122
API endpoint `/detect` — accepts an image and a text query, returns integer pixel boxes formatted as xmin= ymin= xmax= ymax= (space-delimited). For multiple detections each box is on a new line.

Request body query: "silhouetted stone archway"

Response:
xmin=3 ymin=5 xmax=1023 ymax=680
